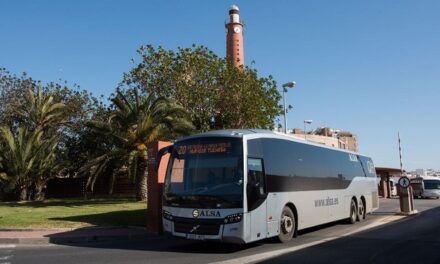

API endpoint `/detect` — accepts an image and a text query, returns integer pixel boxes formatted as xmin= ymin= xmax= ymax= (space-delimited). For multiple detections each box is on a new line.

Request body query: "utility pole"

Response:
xmin=281 ymin=82 xmax=296 ymax=133
xmin=398 ymin=132 xmax=403 ymax=176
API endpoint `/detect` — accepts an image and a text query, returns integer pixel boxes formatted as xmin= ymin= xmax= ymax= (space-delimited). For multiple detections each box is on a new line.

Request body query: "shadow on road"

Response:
xmin=43 ymin=217 xmax=364 ymax=254
xmin=49 ymin=209 xmax=146 ymax=227
xmin=258 ymin=206 xmax=440 ymax=264
xmin=47 ymin=232 xmax=262 ymax=254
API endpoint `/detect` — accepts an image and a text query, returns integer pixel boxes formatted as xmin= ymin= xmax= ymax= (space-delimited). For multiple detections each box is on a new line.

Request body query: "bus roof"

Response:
xmin=176 ymin=129 xmax=370 ymax=158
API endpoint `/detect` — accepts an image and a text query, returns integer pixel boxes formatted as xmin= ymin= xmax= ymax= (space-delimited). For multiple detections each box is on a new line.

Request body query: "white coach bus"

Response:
xmin=157 ymin=130 xmax=379 ymax=244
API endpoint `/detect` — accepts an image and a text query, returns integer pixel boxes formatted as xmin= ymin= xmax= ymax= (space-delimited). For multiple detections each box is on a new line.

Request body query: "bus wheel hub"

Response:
xmin=282 ymin=215 xmax=293 ymax=233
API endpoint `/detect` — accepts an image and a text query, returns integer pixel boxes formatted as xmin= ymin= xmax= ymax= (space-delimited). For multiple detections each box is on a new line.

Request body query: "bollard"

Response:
xmin=398 ymin=177 xmax=418 ymax=216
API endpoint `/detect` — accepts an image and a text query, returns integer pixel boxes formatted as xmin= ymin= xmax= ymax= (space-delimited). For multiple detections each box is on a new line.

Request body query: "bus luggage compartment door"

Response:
xmin=266 ymin=192 xmax=279 ymax=237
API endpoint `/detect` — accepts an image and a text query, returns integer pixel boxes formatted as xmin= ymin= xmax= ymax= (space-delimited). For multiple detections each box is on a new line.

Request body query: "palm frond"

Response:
xmin=84 ymin=89 xmax=193 ymax=200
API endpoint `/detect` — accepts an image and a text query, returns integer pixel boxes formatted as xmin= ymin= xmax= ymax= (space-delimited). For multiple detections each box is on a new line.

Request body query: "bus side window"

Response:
xmin=247 ymin=158 xmax=266 ymax=196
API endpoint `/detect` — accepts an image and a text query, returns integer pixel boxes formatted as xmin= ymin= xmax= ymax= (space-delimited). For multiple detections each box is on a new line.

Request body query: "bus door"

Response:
xmin=247 ymin=158 xmax=267 ymax=241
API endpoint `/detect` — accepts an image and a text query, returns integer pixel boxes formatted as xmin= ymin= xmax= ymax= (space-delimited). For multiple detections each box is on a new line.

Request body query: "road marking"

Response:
xmin=342 ymin=215 xmax=404 ymax=237
xmin=211 ymin=215 xmax=405 ymax=264
xmin=211 ymin=239 xmax=337 ymax=264
xmin=0 ymin=245 xmax=15 ymax=249
xmin=0 ymin=243 xmax=15 ymax=264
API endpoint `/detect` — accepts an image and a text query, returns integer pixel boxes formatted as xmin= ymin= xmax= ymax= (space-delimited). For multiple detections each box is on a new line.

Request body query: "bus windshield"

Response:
xmin=164 ymin=137 xmax=243 ymax=208
xmin=424 ymin=180 xmax=440 ymax=190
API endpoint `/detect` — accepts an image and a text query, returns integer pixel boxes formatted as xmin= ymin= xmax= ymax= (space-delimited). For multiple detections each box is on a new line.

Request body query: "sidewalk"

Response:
xmin=0 ymin=226 xmax=153 ymax=245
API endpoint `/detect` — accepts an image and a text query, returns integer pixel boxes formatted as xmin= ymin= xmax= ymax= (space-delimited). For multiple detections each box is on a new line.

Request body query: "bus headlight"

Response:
xmin=163 ymin=210 xmax=173 ymax=221
xmin=224 ymin=213 xmax=243 ymax=224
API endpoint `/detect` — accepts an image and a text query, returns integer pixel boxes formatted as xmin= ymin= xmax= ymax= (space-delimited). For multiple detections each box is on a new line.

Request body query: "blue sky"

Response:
xmin=1 ymin=0 xmax=439 ymax=170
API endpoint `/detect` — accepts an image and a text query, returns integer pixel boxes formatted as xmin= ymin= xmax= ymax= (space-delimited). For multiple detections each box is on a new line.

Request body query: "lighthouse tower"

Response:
xmin=225 ymin=5 xmax=244 ymax=67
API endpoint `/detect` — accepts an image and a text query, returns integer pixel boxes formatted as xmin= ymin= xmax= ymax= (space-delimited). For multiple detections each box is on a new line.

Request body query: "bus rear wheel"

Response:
xmin=357 ymin=199 xmax=366 ymax=222
xmin=278 ymin=206 xmax=295 ymax=243
xmin=347 ymin=199 xmax=357 ymax=224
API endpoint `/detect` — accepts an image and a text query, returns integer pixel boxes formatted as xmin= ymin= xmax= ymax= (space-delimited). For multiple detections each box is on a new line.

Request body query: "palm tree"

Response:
xmin=83 ymin=89 xmax=193 ymax=200
xmin=25 ymin=88 xmax=65 ymax=200
xmin=0 ymin=127 xmax=42 ymax=200
xmin=0 ymin=88 xmax=65 ymax=201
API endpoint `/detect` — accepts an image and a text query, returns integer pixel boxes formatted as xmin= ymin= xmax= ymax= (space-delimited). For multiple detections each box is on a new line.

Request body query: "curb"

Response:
xmin=0 ymin=226 xmax=158 ymax=245
xmin=0 ymin=226 xmax=145 ymax=232
xmin=0 ymin=233 xmax=155 ymax=245
xmin=0 ymin=228 xmax=74 ymax=232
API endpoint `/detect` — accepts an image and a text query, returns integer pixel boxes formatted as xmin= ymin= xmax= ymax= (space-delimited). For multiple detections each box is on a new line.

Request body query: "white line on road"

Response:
xmin=211 ymin=215 xmax=405 ymax=264
xmin=0 ymin=245 xmax=15 ymax=249
xmin=212 ymin=239 xmax=337 ymax=264
xmin=0 ymin=244 xmax=15 ymax=264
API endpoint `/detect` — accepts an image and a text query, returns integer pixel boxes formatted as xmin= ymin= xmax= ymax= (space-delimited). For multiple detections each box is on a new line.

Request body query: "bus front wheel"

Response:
xmin=278 ymin=206 xmax=296 ymax=243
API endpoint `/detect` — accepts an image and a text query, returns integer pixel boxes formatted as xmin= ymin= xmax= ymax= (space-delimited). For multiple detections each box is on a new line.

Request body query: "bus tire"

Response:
xmin=278 ymin=206 xmax=295 ymax=243
xmin=357 ymin=198 xmax=366 ymax=222
xmin=347 ymin=199 xmax=357 ymax=224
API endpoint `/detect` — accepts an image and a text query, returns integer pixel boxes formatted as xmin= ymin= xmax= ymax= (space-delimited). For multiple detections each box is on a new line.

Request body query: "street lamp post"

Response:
xmin=304 ymin=119 xmax=313 ymax=140
xmin=282 ymin=81 xmax=296 ymax=133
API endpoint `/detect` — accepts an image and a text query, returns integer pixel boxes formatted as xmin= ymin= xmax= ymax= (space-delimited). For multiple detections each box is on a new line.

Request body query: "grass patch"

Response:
xmin=0 ymin=198 xmax=147 ymax=229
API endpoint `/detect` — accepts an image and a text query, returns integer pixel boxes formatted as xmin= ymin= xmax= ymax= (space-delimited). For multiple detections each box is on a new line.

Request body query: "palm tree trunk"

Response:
xmin=19 ymin=185 xmax=28 ymax=201
xmin=34 ymin=179 xmax=46 ymax=201
xmin=135 ymin=153 xmax=148 ymax=201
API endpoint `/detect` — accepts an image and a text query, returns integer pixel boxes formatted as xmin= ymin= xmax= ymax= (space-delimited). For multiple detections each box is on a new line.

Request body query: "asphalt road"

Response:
xmin=2 ymin=198 xmax=439 ymax=264
xmin=261 ymin=198 xmax=440 ymax=264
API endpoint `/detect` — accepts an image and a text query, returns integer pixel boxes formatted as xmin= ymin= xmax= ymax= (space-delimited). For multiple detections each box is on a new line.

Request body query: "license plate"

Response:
xmin=186 ymin=234 xmax=205 ymax=240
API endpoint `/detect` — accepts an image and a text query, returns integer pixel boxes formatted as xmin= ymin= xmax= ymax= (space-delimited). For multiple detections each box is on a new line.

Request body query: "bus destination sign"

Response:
xmin=178 ymin=142 xmax=232 ymax=155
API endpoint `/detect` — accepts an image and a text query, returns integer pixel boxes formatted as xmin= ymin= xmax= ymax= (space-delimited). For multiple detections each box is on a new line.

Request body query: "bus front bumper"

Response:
xmin=163 ymin=218 xmax=246 ymax=244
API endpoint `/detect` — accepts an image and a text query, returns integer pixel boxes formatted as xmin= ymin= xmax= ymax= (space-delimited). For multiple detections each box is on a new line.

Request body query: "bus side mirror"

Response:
xmin=155 ymin=145 xmax=173 ymax=173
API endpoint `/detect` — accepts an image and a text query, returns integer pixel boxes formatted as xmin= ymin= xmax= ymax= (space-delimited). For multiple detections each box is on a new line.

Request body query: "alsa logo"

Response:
xmin=192 ymin=209 xmax=220 ymax=218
